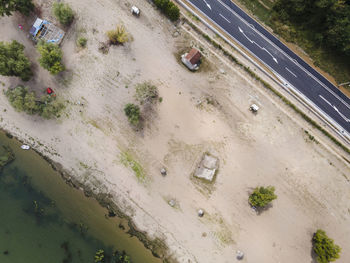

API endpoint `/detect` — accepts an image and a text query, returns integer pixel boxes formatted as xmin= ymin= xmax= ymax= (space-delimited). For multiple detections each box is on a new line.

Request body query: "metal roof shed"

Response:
xmin=30 ymin=18 xmax=65 ymax=45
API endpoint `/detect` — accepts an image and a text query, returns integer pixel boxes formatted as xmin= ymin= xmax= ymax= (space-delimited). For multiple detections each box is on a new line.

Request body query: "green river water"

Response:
xmin=0 ymin=131 xmax=161 ymax=263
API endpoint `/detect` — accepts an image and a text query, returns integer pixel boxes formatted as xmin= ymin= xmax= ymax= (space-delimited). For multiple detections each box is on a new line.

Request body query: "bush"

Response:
xmin=37 ymin=41 xmax=65 ymax=75
xmin=124 ymin=103 xmax=140 ymax=125
xmin=52 ymin=2 xmax=74 ymax=26
xmin=5 ymin=86 xmax=64 ymax=119
xmin=153 ymin=0 xmax=180 ymax=21
xmin=249 ymin=186 xmax=277 ymax=208
xmin=0 ymin=0 xmax=34 ymax=16
xmin=77 ymin=37 xmax=87 ymax=48
xmin=107 ymin=25 xmax=129 ymax=45
xmin=313 ymin=229 xmax=341 ymax=263
xmin=135 ymin=82 xmax=158 ymax=104
xmin=0 ymin=40 xmax=32 ymax=81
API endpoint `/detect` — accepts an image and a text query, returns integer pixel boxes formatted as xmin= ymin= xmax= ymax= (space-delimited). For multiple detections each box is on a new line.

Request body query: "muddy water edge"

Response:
xmin=0 ymin=130 xmax=164 ymax=263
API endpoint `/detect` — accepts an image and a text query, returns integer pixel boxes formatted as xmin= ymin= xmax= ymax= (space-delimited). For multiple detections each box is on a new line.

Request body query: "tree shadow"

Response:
xmin=310 ymin=234 xmax=318 ymax=263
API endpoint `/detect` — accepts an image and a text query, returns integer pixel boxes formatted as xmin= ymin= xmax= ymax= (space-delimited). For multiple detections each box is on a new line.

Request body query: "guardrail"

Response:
xmin=176 ymin=0 xmax=350 ymax=146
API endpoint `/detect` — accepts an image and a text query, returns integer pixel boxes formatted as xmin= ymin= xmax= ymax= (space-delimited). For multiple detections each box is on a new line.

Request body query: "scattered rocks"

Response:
xmin=172 ymin=31 xmax=180 ymax=38
xmin=236 ymin=250 xmax=244 ymax=260
xmin=168 ymin=199 xmax=176 ymax=207
xmin=160 ymin=168 xmax=167 ymax=176
xmin=197 ymin=209 xmax=204 ymax=217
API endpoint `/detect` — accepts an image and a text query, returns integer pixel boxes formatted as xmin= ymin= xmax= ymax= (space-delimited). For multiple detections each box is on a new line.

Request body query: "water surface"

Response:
xmin=0 ymin=131 xmax=161 ymax=263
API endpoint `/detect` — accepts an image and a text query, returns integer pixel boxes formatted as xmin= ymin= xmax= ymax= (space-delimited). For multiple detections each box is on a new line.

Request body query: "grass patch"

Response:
xmin=120 ymin=152 xmax=145 ymax=182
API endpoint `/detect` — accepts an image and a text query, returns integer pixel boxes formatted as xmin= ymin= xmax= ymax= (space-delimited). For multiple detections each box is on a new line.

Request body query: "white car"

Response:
xmin=131 ymin=6 xmax=140 ymax=16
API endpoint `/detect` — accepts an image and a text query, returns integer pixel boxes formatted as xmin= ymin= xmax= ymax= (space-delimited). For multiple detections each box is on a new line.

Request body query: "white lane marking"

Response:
xmin=320 ymin=95 xmax=350 ymax=122
xmin=285 ymin=67 xmax=297 ymax=78
xmin=214 ymin=0 xmax=350 ymax=111
xmin=202 ymin=0 xmax=211 ymax=10
xmin=219 ymin=13 xmax=231 ymax=23
xmin=238 ymin=27 xmax=278 ymax=64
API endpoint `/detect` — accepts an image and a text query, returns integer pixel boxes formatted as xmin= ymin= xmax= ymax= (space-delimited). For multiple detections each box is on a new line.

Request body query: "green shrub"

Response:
xmin=37 ymin=41 xmax=65 ymax=75
xmin=5 ymin=86 xmax=64 ymax=119
xmin=107 ymin=25 xmax=129 ymax=45
xmin=0 ymin=0 xmax=34 ymax=16
xmin=313 ymin=229 xmax=341 ymax=263
xmin=0 ymin=40 xmax=32 ymax=81
xmin=153 ymin=0 xmax=180 ymax=21
xmin=249 ymin=186 xmax=277 ymax=208
xmin=94 ymin=249 xmax=104 ymax=263
xmin=52 ymin=2 xmax=74 ymax=26
xmin=77 ymin=37 xmax=87 ymax=48
xmin=124 ymin=103 xmax=140 ymax=125
xmin=135 ymin=82 xmax=158 ymax=104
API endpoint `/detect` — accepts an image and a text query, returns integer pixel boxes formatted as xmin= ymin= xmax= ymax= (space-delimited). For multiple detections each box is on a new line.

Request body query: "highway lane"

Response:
xmin=185 ymin=0 xmax=350 ymax=134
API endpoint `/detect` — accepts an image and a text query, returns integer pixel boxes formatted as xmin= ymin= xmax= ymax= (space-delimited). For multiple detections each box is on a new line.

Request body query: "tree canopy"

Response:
xmin=52 ymin=2 xmax=74 ymax=26
xmin=124 ymin=103 xmax=140 ymax=126
xmin=0 ymin=40 xmax=32 ymax=81
xmin=5 ymin=86 xmax=64 ymax=119
xmin=37 ymin=41 xmax=65 ymax=75
xmin=0 ymin=0 xmax=34 ymax=16
xmin=249 ymin=186 xmax=277 ymax=208
xmin=273 ymin=0 xmax=350 ymax=57
xmin=313 ymin=229 xmax=341 ymax=263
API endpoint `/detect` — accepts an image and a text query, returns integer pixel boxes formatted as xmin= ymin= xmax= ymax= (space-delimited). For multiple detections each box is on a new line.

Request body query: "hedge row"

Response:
xmin=154 ymin=0 xmax=180 ymax=21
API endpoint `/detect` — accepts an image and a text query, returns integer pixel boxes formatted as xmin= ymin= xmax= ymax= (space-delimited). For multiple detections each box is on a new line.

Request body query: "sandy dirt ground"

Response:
xmin=1 ymin=0 xmax=350 ymax=262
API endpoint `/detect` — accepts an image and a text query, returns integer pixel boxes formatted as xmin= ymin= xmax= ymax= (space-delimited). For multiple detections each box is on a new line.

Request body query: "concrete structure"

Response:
xmin=181 ymin=48 xmax=201 ymax=71
xmin=194 ymin=153 xmax=218 ymax=182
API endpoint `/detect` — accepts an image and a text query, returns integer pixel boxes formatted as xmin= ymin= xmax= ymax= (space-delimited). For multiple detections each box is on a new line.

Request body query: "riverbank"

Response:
xmin=0 ymin=130 xmax=162 ymax=263
xmin=1 ymin=0 xmax=350 ymax=262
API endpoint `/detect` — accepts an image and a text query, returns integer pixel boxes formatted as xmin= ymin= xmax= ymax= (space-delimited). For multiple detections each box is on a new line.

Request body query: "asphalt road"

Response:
xmin=185 ymin=0 xmax=350 ymax=135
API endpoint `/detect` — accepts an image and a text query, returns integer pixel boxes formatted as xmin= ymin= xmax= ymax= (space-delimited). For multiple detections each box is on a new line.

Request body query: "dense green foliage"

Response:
xmin=273 ymin=0 xmax=350 ymax=57
xmin=135 ymin=82 xmax=158 ymax=104
xmin=0 ymin=0 xmax=34 ymax=16
xmin=5 ymin=86 xmax=64 ymax=119
xmin=37 ymin=41 xmax=65 ymax=75
xmin=52 ymin=2 xmax=74 ymax=26
xmin=249 ymin=186 xmax=277 ymax=208
xmin=0 ymin=40 xmax=32 ymax=81
xmin=313 ymin=229 xmax=341 ymax=263
xmin=124 ymin=103 xmax=140 ymax=125
xmin=153 ymin=0 xmax=180 ymax=21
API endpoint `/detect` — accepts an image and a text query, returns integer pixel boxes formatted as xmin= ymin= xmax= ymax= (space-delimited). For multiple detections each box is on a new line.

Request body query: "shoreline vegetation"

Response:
xmin=0 ymin=128 xmax=172 ymax=262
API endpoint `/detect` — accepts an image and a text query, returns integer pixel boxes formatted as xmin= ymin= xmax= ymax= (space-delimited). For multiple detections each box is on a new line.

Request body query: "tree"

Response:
xmin=5 ymin=86 xmax=64 ymax=118
xmin=0 ymin=40 xmax=32 ymax=81
xmin=249 ymin=186 xmax=277 ymax=208
xmin=52 ymin=2 xmax=74 ymax=26
xmin=313 ymin=229 xmax=341 ymax=263
xmin=37 ymin=41 xmax=65 ymax=75
xmin=0 ymin=0 xmax=34 ymax=16
xmin=124 ymin=103 xmax=140 ymax=125
xmin=107 ymin=25 xmax=129 ymax=45
xmin=135 ymin=82 xmax=158 ymax=104
xmin=153 ymin=0 xmax=179 ymax=21
xmin=273 ymin=0 xmax=350 ymax=57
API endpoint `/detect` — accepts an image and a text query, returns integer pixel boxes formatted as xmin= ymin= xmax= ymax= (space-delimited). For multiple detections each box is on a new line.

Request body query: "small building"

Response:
xmin=29 ymin=18 xmax=65 ymax=45
xmin=181 ymin=48 xmax=201 ymax=71
xmin=194 ymin=153 xmax=218 ymax=182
